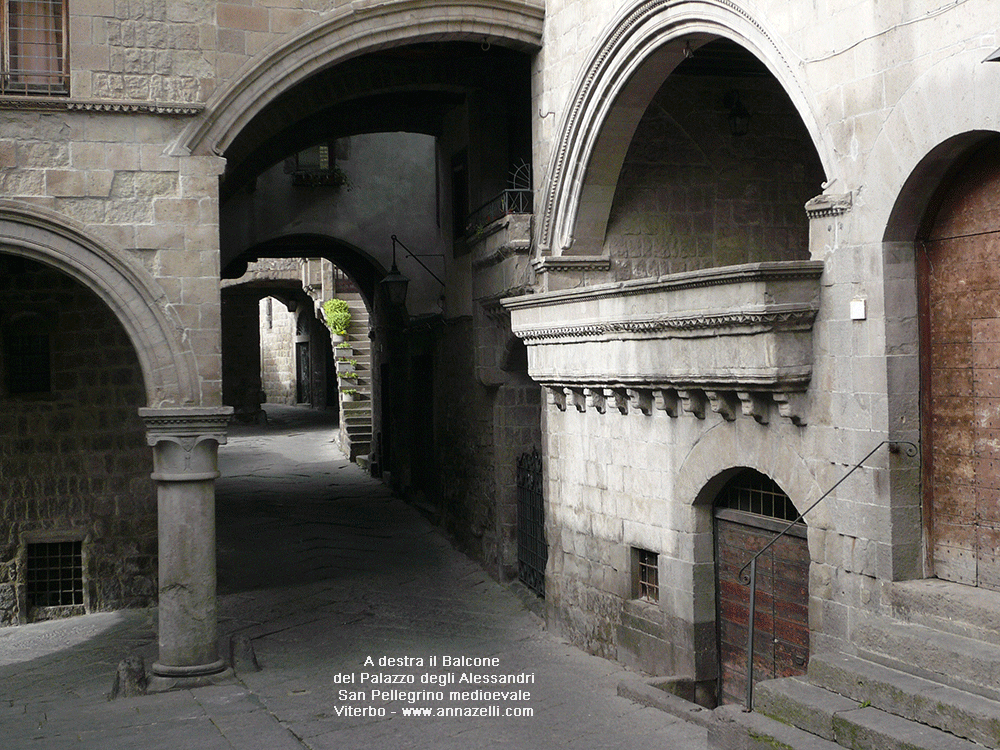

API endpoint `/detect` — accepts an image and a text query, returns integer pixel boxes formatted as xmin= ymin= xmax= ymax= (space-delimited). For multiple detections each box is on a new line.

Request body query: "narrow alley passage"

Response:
xmin=0 ymin=404 xmax=709 ymax=749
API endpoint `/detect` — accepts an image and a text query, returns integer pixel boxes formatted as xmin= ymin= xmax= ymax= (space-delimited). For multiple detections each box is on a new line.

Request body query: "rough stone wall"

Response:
xmin=260 ymin=297 xmax=296 ymax=405
xmin=0 ymin=257 xmax=155 ymax=626
xmin=604 ymin=74 xmax=824 ymax=279
xmin=544 ymin=401 xmax=685 ymax=662
xmin=432 ymin=317 xmax=497 ymax=564
xmin=72 ymin=0 xmax=213 ymax=103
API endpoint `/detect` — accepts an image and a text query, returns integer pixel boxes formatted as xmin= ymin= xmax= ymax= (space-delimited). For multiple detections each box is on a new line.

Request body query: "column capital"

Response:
xmin=139 ymin=406 xmax=234 ymax=442
xmin=139 ymin=406 xmax=233 ymax=482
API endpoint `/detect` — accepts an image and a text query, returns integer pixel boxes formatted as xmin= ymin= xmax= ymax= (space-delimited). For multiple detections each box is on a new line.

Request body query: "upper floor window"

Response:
xmin=3 ymin=1 xmax=68 ymax=95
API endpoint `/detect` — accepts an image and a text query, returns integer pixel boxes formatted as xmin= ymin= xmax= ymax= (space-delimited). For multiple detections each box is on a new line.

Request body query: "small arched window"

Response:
xmin=715 ymin=468 xmax=799 ymax=523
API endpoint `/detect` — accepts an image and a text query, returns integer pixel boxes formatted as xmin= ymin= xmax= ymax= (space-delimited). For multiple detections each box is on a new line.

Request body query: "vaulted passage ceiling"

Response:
xmin=221 ymin=42 xmax=531 ymax=202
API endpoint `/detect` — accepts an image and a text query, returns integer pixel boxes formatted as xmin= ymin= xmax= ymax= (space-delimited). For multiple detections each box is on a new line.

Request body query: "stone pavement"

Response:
xmin=0 ymin=404 xmax=709 ymax=749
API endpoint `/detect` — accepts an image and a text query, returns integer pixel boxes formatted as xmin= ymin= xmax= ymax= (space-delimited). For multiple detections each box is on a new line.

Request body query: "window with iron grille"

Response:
xmin=2 ymin=1 xmax=69 ymax=96
xmin=26 ymin=540 xmax=83 ymax=608
xmin=635 ymin=548 xmax=659 ymax=602
xmin=715 ymin=469 xmax=799 ymax=522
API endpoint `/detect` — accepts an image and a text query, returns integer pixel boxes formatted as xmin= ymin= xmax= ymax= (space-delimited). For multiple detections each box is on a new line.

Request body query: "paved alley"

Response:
xmin=0 ymin=404 xmax=709 ymax=749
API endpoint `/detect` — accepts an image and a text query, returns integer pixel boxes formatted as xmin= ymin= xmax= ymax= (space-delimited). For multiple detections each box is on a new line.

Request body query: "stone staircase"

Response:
xmin=709 ymin=581 xmax=1000 ymax=750
xmin=335 ymin=293 xmax=372 ymax=463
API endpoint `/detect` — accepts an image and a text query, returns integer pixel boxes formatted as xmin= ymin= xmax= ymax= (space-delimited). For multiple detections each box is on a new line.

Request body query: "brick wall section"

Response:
xmin=0 ymin=257 xmax=154 ymax=626
xmin=604 ymin=74 xmax=824 ymax=279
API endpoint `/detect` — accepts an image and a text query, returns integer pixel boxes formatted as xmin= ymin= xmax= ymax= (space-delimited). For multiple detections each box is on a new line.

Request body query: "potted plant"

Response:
xmin=323 ymin=299 xmax=351 ymax=342
xmin=341 ymin=388 xmax=358 ymax=402
xmin=336 ymin=358 xmax=358 ymax=374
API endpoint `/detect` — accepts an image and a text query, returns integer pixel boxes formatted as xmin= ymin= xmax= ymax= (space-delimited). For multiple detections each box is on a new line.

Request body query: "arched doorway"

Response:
xmin=920 ymin=137 xmax=1000 ymax=589
xmin=714 ymin=468 xmax=809 ymax=705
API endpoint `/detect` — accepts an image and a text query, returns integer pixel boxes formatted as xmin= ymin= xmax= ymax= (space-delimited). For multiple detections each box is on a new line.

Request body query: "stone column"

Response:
xmin=139 ymin=406 xmax=234 ymax=691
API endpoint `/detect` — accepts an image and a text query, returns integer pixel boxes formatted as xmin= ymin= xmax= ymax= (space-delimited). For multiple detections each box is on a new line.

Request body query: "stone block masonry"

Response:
xmin=0 ymin=257 xmax=155 ymax=626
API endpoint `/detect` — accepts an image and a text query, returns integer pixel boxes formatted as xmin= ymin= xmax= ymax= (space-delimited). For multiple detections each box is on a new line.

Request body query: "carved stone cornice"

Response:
xmin=515 ymin=307 xmax=818 ymax=343
xmin=531 ymin=255 xmax=612 ymax=275
xmin=0 ymin=96 xmax=204 ymax=115
xmin=805 ymin=192 xmax=852 ymax=219
xmin=510 ymin=260 xmax=824 ymax=310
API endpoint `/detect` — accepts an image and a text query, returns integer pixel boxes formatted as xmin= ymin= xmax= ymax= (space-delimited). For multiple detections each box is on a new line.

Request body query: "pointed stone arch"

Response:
xmin=178 ymin=0 xmax=545 ymax=159
xmin=0 ymin=202 xmax=200 ymax=407
xmin=537 ymin=0 xmax=832 ymax=256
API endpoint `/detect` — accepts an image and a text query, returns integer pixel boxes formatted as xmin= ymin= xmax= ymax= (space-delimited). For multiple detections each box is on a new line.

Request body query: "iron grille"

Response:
xmin=637 ymin=549 xmax=659 ymax=602
xmin=516 ymin=448 xmax=546 ymax=598
xmin=715 ymin=469 xmax=798 ymax=521
xmin=26 ymin=540 xmax=83 ymax=608
xmin=3 ymin=1 xmax=69 ymax=95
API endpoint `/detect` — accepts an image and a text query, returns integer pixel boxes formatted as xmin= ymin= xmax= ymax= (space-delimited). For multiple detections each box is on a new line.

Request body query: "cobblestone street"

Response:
xmin=0 ymin=405 xmax=708 ymax=749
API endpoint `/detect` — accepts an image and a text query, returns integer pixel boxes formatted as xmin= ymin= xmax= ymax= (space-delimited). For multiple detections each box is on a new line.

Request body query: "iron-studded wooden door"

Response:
xmin=921 ymin=139 xmax=1000 ymax=589
xmin=517 ymin=448 xmax=546 ymax=598
xmin=714 ymin=470 xmax=809 ymax=706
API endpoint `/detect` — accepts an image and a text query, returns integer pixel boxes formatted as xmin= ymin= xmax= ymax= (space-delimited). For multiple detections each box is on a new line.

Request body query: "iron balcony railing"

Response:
xmin=739 ymin=439 xmax=919 ymax=711
xmin=465 ymin=189 xmax=533 ymax=237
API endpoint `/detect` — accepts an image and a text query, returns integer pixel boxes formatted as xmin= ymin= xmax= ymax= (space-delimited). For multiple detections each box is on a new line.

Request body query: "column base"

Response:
xmin=146 ymin=659 xmax=233 ymax=693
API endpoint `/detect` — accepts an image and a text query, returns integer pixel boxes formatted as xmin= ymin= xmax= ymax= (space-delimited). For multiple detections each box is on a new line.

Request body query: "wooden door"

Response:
xmin=922 ymin=139 xmax=1000 ymax=589
xmin=715 ymin=470 xmax=809 ymax=706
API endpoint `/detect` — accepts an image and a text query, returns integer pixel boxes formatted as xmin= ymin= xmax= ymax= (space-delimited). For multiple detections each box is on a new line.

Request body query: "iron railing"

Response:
xmin=517 ymin=448 xmax=546 ymax=598
xmin=739 ymin=439 xmax=919 ymax=710
xmin=465 ymin=189 xmax=533 ymax=236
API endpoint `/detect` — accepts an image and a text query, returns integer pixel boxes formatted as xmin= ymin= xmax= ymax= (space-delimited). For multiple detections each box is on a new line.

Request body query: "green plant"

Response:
xmin=339 ymin=371 xmax=358 ymax=381
xmin=341 ymin=387 xmax=357 ymax=395
xmin=336 ymin=341 xmax=351 ymax=349
xmin=323 ymin=299 xmax=351 ymax=335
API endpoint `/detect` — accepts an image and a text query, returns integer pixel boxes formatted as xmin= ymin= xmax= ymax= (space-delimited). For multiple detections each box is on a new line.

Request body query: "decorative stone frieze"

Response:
xmin=531 ymin=255 xmax=614 ymax=291
xmin=0 ymin=96 xmax=203 ymax=115
xmin=804 ymin=192 xmax=852 ymax=219
xmin=503 ymin=261 xmax=823 ymax=425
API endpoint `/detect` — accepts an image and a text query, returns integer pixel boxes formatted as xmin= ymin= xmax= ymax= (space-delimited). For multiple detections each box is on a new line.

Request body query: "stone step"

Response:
xmin=854 ymin=615 xmax=1000 ymax=704
xmin=710 ymin=704 xmax=842 ymax=750
xmin=807 ymin=652 xmax=1000 ymax=748
xmin=750 ymin=676 xmax=985 ymax=750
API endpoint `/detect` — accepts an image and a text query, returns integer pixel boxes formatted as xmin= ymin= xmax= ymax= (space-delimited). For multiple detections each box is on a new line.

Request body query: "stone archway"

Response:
xmin=919 ymin=137 xmax=1000 ymax=589
xmin=674 ymin=419 xmax=820 ymax=693
xmin=0 ymin=201 xmax=200 ymax=407
xmin=537 ymin=0 xmax=833 ymax=257
xmin=178 ymin=0 xmax=544 ymax=159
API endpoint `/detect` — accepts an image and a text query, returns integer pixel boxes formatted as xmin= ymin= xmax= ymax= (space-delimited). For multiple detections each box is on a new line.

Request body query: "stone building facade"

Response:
xmin=3 ymin=0 xmax=1000 ymax=734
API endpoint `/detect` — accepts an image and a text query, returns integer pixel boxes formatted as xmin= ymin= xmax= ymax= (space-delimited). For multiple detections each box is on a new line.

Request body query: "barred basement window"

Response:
xmin=26 ymin=540 xmax=83 ymax=608
xmin=2 ymin=1 xmax=69 ymax=95
xmin=635 ymin=548 xmax=659 ymax=602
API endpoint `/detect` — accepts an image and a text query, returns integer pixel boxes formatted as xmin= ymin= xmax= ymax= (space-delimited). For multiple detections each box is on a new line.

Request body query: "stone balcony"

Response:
xmin=501 ymin=260 xmax=824 ymax=425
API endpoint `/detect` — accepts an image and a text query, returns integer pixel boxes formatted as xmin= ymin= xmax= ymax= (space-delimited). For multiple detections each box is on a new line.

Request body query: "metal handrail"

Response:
xmin=740 ymin=439 xmax=919 ymax=710
xmin=464 ymin=188 xmax=533 ymax=235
